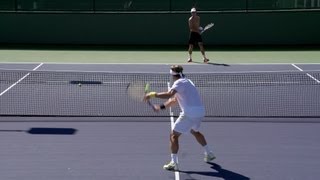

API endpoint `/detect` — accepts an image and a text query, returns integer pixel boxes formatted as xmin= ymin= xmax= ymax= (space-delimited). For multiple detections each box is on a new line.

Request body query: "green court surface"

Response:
xmin=0 ymin=46 xmax=319 ymax=64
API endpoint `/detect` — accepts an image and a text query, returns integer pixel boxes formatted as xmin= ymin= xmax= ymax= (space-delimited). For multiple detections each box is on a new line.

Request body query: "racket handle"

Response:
xmin=147 ymin=100 xmax=156 ymax=111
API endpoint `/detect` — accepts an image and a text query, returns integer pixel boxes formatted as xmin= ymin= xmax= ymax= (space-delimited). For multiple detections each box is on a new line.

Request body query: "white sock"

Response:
xmin=171 ymin=153 xmax=178 ymax=163
xmin=203 ymin=145 xmax=212 ymax=155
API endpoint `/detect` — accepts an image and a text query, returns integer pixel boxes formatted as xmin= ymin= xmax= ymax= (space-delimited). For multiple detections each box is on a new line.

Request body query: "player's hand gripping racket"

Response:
xmin=144 ymin=83 xmax=156 ymax=111
xmin=200 ymin=23 xmax=214 ymax=34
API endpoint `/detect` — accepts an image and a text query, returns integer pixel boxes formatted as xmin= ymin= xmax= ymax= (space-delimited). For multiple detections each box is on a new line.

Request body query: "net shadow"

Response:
xmin=0 ymin=128 xmax=77 ymax=135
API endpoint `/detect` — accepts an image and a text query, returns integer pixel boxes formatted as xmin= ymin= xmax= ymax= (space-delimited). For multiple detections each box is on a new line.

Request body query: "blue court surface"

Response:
xmin=1 ymin=63 xmax=320 ymax=180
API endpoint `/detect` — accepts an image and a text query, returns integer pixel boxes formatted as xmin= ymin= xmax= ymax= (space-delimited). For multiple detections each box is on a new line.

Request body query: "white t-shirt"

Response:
xmin=169 ymin=78 xmax=205 ymax=117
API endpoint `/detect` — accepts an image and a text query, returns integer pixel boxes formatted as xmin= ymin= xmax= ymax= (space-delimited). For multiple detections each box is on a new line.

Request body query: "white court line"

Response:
xmin=0 ymin=63 xmax=44 ymax=97
xmin=167 ymin=82 xmax=180 ymax=180
xmin=2 ymin=62 xmax=320 ymax=64
xmin=2 ymin=68 xmax=314 ymax=74
xmin=291 ymin=64 xmax=303 ymax=71
xmin=291 ymin=64 xmax=320 ymax=83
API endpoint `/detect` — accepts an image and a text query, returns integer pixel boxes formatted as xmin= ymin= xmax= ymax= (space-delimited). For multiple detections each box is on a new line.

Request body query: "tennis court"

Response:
xmin=1 ymin=0 xmax=320 ymax=178
xmin=1 ymin=61 xmax=320 ymax=180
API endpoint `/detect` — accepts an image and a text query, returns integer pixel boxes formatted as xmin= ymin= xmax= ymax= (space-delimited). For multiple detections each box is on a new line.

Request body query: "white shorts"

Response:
xmin=173 ymin=114 xmax=203 ymax=134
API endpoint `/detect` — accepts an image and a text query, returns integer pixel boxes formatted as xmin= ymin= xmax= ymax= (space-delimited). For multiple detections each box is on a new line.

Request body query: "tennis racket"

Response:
xmin=126 ymin=82 xmax=156 ymax=110
xmin=200 ymin=23 xmax=214 ymax=34
xmin=144 ymin=83 xmax=156 ymax=111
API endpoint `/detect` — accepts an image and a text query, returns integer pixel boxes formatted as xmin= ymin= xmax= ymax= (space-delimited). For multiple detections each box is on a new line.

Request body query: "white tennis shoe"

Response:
xmin=204 ymin=152 xmax=216 ymax=162
xmin=163 ymin=161 xmax=179 ymax=171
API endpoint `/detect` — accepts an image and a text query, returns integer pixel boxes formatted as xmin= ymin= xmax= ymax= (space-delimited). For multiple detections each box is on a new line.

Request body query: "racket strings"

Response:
xmin=127 ymin=82 xmax=145 ymax=101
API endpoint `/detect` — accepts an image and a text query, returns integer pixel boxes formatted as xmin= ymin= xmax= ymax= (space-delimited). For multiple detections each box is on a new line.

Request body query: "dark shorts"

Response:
xmin=189 ymin=32 xmax=203 ymax=45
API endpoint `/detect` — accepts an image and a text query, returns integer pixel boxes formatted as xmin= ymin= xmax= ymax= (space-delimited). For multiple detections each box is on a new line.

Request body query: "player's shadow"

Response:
xmin=193 ymin=61 xmax=230 ymax=66
xmin=180 ymin=162 xmax=250 ymax=180
xmin=207 ymin=62 xmax=230 ymax=66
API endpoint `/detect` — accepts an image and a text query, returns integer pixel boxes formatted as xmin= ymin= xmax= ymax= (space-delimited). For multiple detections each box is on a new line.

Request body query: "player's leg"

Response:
xmin=170 ymin=130 xmax=181 ymax=166
xmin=198 ymin=42 xmax=209 ymax=63
xmin=164 ymin=115 xmax=189 ymax=171
xmin=188 ymin=44 xmax=193 ymax=62
xmin=163 ymin=130 xmax=181 ymax=171
xmin=190 ymin=129 xmax=207 ymax=146
xmin=170 ymin=130 xmax=181 ymax=154
xmin=188 ymin=32 xmax=197 ymax=62
xmin=190 ymin=118 xmax=216 ymax=162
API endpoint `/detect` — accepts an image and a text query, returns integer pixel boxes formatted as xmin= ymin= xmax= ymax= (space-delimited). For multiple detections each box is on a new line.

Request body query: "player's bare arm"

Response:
xmin=155 ymin=89 xmax=176 ymax=99
xmin=144 ymin=89 xmax=177 ymax=101
xmin=164 ymin=97 xmax=177 ymax=107
xmin=153 ymin=97 xmax=177 ymax=112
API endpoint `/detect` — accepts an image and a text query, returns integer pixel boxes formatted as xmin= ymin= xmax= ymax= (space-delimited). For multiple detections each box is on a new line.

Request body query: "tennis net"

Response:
xmin=1 ymin=69 xmax=320 ymax=118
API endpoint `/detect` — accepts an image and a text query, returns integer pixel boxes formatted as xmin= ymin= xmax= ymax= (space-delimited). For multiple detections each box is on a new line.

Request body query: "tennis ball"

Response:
xmin=78 ymin=83 xmax=82 ymax=87
xmin=199 ymin=26 xmax=203 ymax=31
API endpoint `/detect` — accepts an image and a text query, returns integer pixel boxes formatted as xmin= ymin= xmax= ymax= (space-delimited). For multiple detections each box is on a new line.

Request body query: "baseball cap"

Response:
xmin=191 ymin=8 xmax=197 ymax=13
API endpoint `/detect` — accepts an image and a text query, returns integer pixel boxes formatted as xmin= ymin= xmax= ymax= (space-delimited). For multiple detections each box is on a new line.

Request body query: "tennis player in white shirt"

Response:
xmin=144 ymin=65 xmax=215 ymax=171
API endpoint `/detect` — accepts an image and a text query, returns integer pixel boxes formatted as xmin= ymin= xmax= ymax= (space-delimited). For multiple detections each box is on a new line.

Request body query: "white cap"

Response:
xmin=191 ymin=8 xmax=197 ymax=13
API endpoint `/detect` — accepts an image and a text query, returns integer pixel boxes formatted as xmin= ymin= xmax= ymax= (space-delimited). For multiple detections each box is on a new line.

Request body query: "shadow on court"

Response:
xmin=192 ymin=61 xmax=230 ymax=66
xmin=207 ymin=62 xmax=230 ymax=66
xmin=0 ymin=127 xmax=77 ymax=135
xmin=180 ymin=162 xmax=250 ymax=180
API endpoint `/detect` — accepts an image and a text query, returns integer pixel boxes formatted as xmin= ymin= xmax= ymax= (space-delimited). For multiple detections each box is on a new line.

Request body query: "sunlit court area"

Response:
xmin=1 ymin=1 xmax=320 ymax=180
